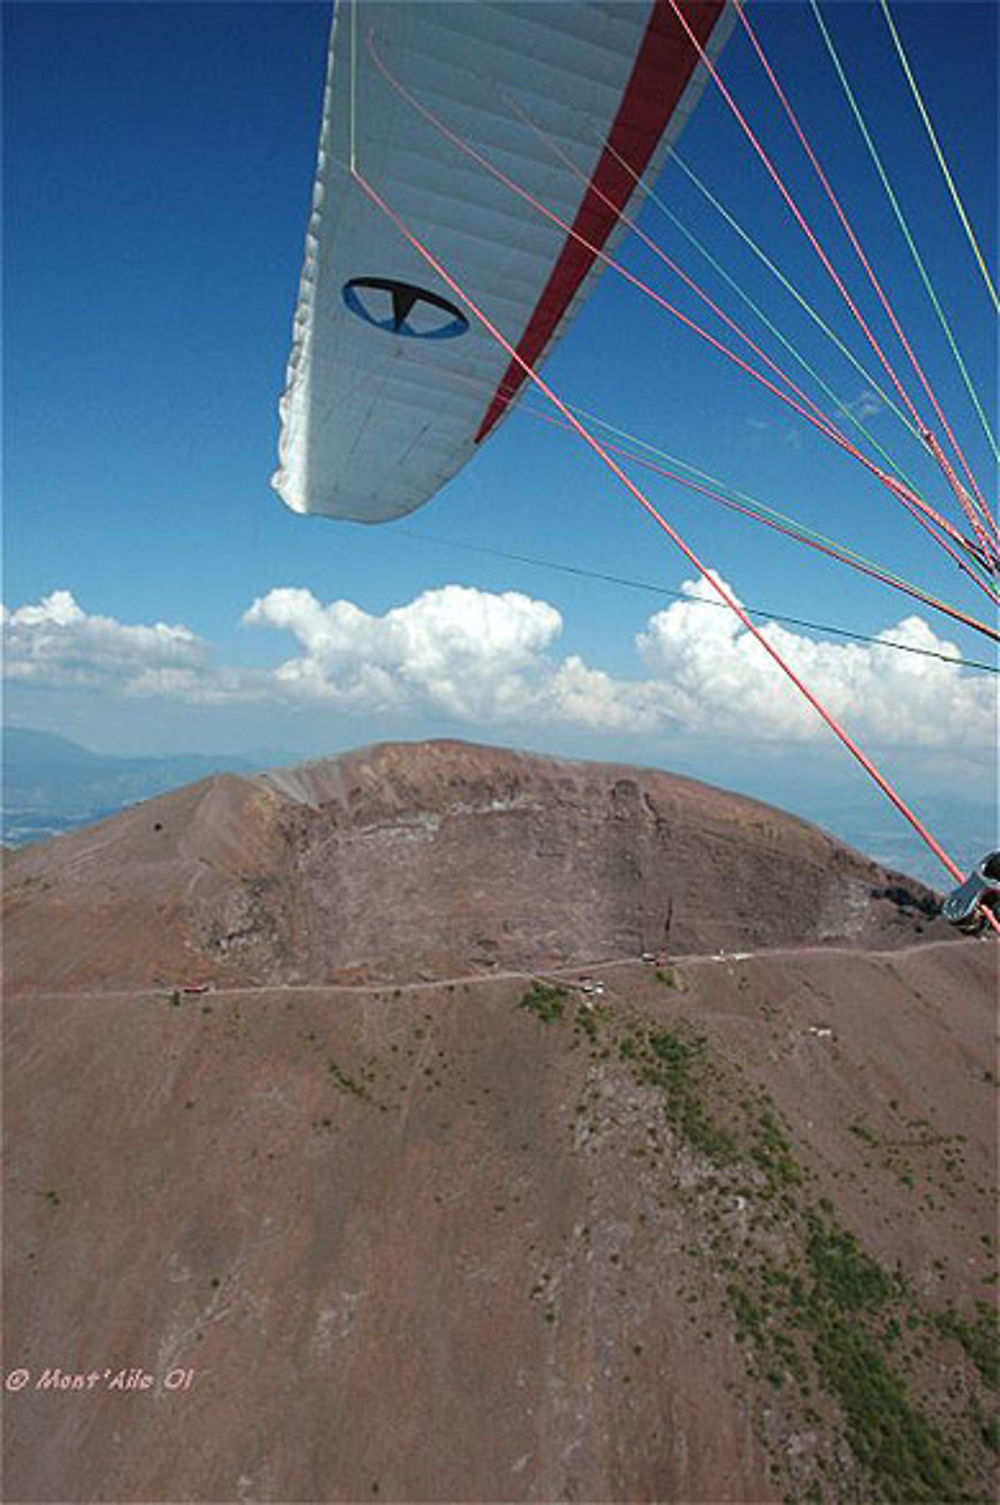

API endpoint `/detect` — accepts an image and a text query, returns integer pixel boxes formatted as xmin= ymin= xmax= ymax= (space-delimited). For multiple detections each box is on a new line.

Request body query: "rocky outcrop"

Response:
xmin=3 ymin=741 xmax=950 ymax=992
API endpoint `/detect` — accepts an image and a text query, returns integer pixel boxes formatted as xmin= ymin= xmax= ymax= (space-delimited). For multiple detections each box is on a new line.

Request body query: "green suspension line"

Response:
xmin=632 ymin=165 xmax=925 ymax=489
xmin=665 ymin=148 xmax=923 ymax=448
xmin=880 ymin=0 xmax=1000 ymax=317
xmin=540 ymin=399 xmax=944 ymax=598
xmin=812 ymin=0 xmax=998 ymax=463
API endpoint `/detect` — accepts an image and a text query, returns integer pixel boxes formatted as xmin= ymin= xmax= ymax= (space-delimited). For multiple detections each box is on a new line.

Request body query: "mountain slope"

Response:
xmin=3 ymin=741 xmax=995 ymax=1503
xmin=4 ymin=944 xmax=996 ymax=1502
xmin=3 ymin=740 xmax=949 ymax=994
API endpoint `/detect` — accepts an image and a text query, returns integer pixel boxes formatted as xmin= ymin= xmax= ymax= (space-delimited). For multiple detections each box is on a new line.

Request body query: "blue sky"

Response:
xmin=4 ymin=1 xmax=997 ymax=883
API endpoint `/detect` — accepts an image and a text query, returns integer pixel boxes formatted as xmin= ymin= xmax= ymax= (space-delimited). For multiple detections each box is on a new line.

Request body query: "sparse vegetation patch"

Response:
xmin=517 ymin=981 xmax=998 ymax=1501
xmin=631 ymin=1026 xmax=738 ymax=1163
xmin=933 ymin=1302 xmax=1000 ymax=1391
xmin=517 ymin=981 xmax=567 ymax=1024
xmin=327 ymin=1058 xmax=374 ymax=1102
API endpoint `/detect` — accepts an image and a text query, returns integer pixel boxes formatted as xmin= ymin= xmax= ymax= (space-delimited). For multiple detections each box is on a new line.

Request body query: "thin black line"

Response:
xmin=399 ymin=530 xmax=998 ymax=674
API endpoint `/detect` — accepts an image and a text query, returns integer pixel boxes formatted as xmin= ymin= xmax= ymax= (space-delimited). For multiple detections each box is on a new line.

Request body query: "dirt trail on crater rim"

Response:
xmin=3 ymin=741 xmax=996 ymax=1503
xmin=2 ymin=738 xmax=954 ymax=994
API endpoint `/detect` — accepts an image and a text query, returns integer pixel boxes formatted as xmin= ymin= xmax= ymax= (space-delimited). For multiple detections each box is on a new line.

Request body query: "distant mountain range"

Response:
xmin=1 ymin=727 xmax=260 ymax=846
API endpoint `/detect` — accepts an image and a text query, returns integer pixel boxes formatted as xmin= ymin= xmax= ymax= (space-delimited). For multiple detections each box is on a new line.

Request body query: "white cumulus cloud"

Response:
xmin=5 ymin=579 xmax=993 ymax=750
xmin=243 ymin=583 xmax=667 ymax=729
xmin=2 ymin=590 xmax=206 ymax=689
xmin=637 ymin=571 xmax=996 ymax=746
xmin=545 ymin=655 xmax=664 ymax=731
xmin=243 ymin=584 xmax=565 ymax=721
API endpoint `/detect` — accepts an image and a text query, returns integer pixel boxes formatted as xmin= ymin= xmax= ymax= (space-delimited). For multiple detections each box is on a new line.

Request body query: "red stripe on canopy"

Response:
xmin=474 ymin=0 xmax=726 ymax=443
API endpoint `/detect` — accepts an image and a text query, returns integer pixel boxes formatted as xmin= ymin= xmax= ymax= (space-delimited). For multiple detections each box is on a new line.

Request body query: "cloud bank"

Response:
xmin=3 ymin=579 xmax=994 ymax=749
xmin=241 ymin=584 xmax=661 ymax=729
xmin=636 ymin=574 xmax=996 ymax=746
xmin=2 ymin=591 xmax=205 ymax=688
xmin=1 ymin=590 xmax=261 ymax=704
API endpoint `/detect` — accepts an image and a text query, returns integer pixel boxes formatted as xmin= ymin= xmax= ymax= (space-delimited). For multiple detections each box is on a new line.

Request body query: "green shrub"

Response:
xmin=518 ymin=982 xmax=566 ymax=1023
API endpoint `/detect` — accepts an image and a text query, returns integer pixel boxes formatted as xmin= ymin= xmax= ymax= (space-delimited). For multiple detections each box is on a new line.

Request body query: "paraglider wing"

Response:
xmin=273 ymin=0 xmax=732 ymax=524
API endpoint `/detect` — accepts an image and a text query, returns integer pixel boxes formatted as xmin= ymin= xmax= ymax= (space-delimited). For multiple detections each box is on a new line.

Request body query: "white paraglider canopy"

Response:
xmin=273 ymin=0 xmax=731 ymax=523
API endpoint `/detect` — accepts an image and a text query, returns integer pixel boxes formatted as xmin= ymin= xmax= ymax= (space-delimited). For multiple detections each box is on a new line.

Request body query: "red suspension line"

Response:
xmin=525 ymin=405 xmax=998 ymax=639
xmin=922 ymin=428 xmax=1000 ymax=570
xmin=506 ymin=98 xmax=846 ymax=455
xmin=732 ymin=0 xmax=997 ymax=545
xmin=366 ymin=30 xmax=997 ymax=601
xmin=667 ymin=0 xmax=993 ymax=537
xmin=350 ymin=160 xmax=983 ymax=897
xmin=878 ymin=474 xmax=999 ymax=600
xmin=666 ymin=1 xmax=919 ymax=425
xmin=503 ymin=91 xmax=1000 ymax=596
xmin=400 ymin=343 xmax=997 ymax=636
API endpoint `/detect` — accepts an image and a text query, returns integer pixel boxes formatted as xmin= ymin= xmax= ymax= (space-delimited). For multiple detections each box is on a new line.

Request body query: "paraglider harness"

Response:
xmin=941 ymin=852 xmax=1000 ymax=933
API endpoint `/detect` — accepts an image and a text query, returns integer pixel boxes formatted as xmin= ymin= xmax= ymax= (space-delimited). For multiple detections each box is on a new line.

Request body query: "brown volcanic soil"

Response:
xmin=2 ymin=740 xmax=951 ymax=995
xmin=4 ymin=742 xmax=995 ymax=1503
xmin=3 ymin=942 xmax=997 ymax=1503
